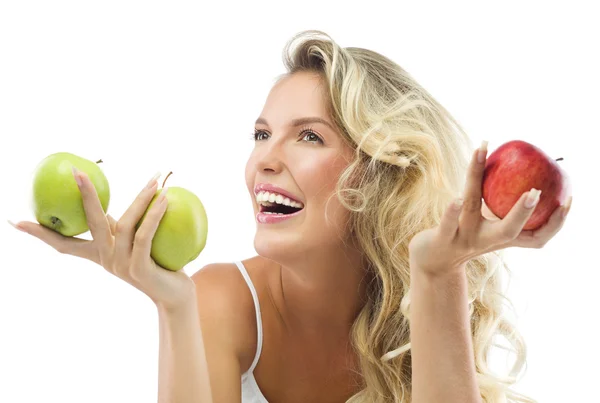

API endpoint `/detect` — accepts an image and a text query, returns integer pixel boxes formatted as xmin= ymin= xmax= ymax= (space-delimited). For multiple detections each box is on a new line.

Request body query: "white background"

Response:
xmin=1 ymin=1 xmax=598 ymax=402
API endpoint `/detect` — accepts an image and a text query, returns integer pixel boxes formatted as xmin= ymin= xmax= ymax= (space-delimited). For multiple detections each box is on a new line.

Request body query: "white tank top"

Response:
xmin=234 ymin=261 xmax=270 ymax=403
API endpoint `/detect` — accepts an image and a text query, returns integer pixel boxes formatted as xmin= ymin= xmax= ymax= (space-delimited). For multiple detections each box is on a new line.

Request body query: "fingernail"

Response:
xmin=158 ymin=187 xmax=169 ymax=202
xmin=478 ymin=140 xmax=488 ymax=163
xmin=146 ymin=171 xmax=161 ymax=189
xmin=72 ymin=166 xmax=82 ymax=187
xmin=7 ymin=219 xmax=27 ymax=233
xmin=525 ymin=188 xmax=542 ymax=209
xmin=454 ymin=198 xmax=464 ymax=210
xmin=561 ymin=196 xmax=573 ymax=218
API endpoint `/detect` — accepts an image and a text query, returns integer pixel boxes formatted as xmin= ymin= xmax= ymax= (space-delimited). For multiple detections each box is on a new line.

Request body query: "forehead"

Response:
xmin=262 ymin=71 xmax=330 ymax=117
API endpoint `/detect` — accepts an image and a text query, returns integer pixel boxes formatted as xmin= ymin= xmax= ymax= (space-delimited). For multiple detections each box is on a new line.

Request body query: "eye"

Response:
xmin=249 ymin=127 xmax=324 ymax=144
xmin=299 ymin=127 xmax=324 ymax=144
xmin=250 ymin=129 xmax=267 ymax=141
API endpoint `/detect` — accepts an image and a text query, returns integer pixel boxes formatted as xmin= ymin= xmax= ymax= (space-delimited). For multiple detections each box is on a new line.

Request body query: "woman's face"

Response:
xmin=245 ymin=71 xmax=356 ymax=259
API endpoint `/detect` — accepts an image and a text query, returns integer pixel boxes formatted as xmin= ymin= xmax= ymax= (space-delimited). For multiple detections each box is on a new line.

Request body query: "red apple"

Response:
xmin=482 ymin=140 xmax=571 ymax=231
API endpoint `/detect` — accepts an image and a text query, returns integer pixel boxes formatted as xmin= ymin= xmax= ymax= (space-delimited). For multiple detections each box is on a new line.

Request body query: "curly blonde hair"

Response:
xmin=278 ymin=30 xmax=535 ymax=403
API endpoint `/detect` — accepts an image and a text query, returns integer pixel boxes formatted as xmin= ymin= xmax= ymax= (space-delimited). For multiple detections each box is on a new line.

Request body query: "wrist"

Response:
xmin=155 ymin=289 xmax=198 ymax=317
xmin=410 ymin=263 xmax=470 ymax=303
xmin=410 ymin=260 xmax=467 ymax=282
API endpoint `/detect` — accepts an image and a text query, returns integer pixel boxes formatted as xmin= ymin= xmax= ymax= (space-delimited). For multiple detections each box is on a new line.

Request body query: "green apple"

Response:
xmin=136 ymin=186 xmax=208 ymax=272
xmin=31 ymin=152 xmax=110 ymax=236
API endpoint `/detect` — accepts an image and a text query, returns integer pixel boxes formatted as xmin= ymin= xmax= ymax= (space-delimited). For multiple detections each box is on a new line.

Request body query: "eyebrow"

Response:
xmin=255 ymin=117 xmax=336 ymax=131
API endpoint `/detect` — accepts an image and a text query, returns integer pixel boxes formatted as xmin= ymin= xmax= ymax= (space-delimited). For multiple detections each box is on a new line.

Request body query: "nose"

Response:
xmin=254 ymin=138 xmax=286 ymax=174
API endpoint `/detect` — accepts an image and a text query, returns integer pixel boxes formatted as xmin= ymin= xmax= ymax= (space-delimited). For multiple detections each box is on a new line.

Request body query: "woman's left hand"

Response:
xmin=408 ymin=141 xmax=573 ymax=277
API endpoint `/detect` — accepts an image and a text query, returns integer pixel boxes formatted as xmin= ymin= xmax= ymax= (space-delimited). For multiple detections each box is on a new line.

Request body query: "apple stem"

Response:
xmin=96 ymin=159 xmax=103 ymax=164
xmin=162 ymin=171 xmax=173 ymax=188
xmin=556 ymin=157 xmax=564 ymax=162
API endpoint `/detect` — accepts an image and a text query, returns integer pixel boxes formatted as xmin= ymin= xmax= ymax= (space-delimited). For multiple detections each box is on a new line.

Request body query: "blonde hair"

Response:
xmin=280 ymin=30 xmax=535 ymax=403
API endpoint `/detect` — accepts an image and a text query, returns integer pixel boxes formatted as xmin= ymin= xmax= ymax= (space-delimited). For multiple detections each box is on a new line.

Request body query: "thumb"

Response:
xmin=438 ymin=198 xmax=464 ymax=239
xmin=8 ymin=219 xmax=93 ymax=260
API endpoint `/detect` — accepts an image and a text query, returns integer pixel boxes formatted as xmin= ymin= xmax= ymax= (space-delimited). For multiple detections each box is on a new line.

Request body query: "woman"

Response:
xmin=11 ymin=30 xmax=572 ymax=402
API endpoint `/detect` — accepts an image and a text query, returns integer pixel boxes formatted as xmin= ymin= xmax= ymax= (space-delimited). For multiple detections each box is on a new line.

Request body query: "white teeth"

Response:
xmin=255 ymin=191 xmax=304 ymax=208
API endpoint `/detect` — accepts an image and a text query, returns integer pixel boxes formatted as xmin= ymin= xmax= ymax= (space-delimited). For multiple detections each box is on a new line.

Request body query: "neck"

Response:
xmin=271 ymin=239 xmax=370 ymax=337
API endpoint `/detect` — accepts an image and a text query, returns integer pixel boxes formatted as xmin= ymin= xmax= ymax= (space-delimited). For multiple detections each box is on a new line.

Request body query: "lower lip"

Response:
xmin=256 ymin=208 xmax=304 ymax=224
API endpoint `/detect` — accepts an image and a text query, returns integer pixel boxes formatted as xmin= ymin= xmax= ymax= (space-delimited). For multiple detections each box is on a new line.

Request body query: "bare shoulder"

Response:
xmin=190 ymin=258 xmax=263 ymax=374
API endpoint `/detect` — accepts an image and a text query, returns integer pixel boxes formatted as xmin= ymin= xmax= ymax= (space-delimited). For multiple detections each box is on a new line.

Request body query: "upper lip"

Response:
xmin=254 ymin=183 xmax=304 ymax=204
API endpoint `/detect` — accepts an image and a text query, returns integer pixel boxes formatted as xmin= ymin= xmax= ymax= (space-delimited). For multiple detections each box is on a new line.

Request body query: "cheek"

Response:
xmin=313 ymin=156 xmax=352 ymax=227
xmin=244 ymin=157 xmax=254 ymax=192
xmin=298 ymin=154 xmax=348 ymax=200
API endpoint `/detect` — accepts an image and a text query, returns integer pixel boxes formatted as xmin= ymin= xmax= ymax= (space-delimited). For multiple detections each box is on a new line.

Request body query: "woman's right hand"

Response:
xmin=10 ymin=170 xmax=196 ymax=312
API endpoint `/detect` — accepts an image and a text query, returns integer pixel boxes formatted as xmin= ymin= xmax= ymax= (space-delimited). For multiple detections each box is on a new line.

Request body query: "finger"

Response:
xmin=459 ymin=140 xmax=488 ymax=232
xmin=73 ymin=167 xmax=113 ymax=257
xmin=438 ymin=197 xmax=464 ymax=239
xmin=481 ymin=199 xmax=501 ymax=221
xmin=107 ymin=214 xmax=117 ymax=235
xmin=114 ymin=173 xmax=161 ymax=264
xmin=131 ymin=188 xmax=169 ymax=267
xmin=494 ymin=188 xmax=541 ymax=243
xmin=13 ymin=220 xmax=97 ymax=262
xmin=509 ymin=195 xmax=572 ymax=248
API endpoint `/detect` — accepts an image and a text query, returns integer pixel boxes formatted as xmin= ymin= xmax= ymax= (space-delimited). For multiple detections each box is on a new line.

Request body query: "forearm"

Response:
xmin=157 ymin=297 xmax=213 ymax=403
xmin=409 ymin=267 xmax=481 ymax=403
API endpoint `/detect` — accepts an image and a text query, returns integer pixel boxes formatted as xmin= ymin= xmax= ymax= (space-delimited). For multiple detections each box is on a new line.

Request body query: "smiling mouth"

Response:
xmin=259 ymin=202 xmax=304 ymax=215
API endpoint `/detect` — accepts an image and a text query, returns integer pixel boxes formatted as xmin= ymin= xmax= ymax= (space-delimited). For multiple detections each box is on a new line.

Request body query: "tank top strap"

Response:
xmin=234 ymin=261 xmax=263 ymax=374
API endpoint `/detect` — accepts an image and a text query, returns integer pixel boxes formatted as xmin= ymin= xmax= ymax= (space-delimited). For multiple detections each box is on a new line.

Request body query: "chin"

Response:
xmin=253 ymin=238 xmax=282 ymax=262
xmin=253 ymin=232 xmax=307 ymax=261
